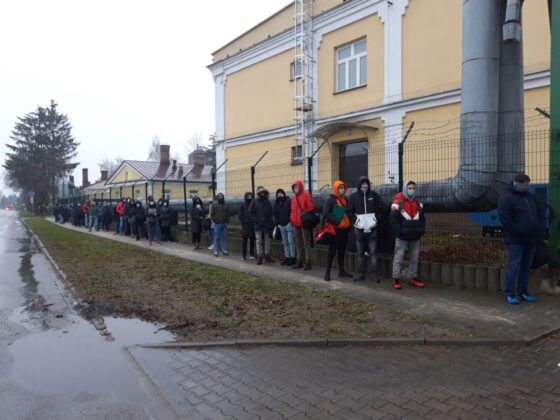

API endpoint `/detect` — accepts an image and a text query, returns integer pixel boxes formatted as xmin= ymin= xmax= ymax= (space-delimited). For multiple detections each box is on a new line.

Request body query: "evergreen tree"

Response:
xmin=3 ymin=101 xmax=79 ymax=210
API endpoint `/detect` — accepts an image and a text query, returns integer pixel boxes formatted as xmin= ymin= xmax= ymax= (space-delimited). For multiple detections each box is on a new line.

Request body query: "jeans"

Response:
xmin=505 ymin=243 xmax=537 ymax=296
xmin=355 ymin=228 xmax=378 ymax=274
xmin=279 ymin=223 xmax=296 ymax=258
xmin=213 ymin=224 xmax=228 ymax=254
xmin=148 ymin=222 xmax=159 ymax=241
xmin=392 ymin=239 xmax=421 ymax=279
xmin=294 ymin=227 xmax=312 ymax=265
xmin=255 ymin=231 xmax=271 ymax=256
xmin=89 ymin=216 xmax=98 ymax=231
xmin=119 ymin=216 xmax=126 ymax=234
xmin=84 ymin=214 xmax=89 ymax=227
xmin=326 ymin=228 xmax=349 ymax=272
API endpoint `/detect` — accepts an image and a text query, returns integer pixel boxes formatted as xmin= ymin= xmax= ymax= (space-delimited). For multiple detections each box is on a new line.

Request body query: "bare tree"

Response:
xmin=98 ymin=157 xmax=123 ymax=174
xmin=184 ymin=132 xmax=206 ymax=156
xmin=147 ymin=135 xmax=161 ymax=162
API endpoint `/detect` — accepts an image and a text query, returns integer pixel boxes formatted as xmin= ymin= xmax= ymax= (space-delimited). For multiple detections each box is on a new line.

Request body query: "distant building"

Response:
xmin=188 ymin=147 xmax=216 ymax=168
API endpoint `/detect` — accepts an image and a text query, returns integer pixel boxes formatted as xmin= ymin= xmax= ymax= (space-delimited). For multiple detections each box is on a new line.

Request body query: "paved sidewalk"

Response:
xmin=128 ymin=339 xmax=560 ymax=419
xmin=48 ymin=219 xmax=560 ymax=340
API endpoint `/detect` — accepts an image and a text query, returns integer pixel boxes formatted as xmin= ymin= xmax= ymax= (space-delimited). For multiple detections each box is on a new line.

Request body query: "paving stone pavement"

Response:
xmin=129 ymin=338 xmax=560 ymax=419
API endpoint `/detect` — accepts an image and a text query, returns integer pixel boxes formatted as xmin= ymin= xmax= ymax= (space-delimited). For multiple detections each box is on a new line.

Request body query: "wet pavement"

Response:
xmin=0 ymin=210 xmax=177 ymax=420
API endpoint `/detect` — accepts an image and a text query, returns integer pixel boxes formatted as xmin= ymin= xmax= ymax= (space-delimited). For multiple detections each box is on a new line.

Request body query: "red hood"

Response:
xmin=292 ymin=180 xmax=305 ymax=196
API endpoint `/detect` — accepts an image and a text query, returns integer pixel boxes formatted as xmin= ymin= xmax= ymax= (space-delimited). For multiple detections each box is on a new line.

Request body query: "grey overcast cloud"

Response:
xmin=0 ymin=0 xmax=290 ymax=192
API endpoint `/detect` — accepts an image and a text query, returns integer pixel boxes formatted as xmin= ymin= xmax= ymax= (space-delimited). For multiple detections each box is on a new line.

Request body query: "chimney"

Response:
xmin=82 ymin=168 xmax=89 ymax=188
xmin=160 ymin=144 xmax=170 ymax=165
xmin=172 ymin=159 xmax=177 ymax=172
xmin=193 ymin=152 xmax=205 ymax=167
xmin=101 ymin=170 xmax=109 ymax=181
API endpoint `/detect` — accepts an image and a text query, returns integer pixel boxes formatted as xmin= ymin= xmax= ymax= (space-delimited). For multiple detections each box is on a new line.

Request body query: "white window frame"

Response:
xmin=291 ymin=145 xmax=303 ymax=165
xmin=336 ymin=38 xmax=367 ymax=93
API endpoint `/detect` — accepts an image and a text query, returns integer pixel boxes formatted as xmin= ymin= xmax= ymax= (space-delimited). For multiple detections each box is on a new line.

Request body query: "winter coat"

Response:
xmin=498 ymin=185 xmax=546 ymax=245
xmin=290 ymin=180 xmax=314 ymax=228
xmin=347 ymin=176 xmax=384 ymax=230
xmin=89 ymin=205 xmax=101 ymax=218
xmin=101 ymin=205 xmax=113 ymax=222
xmin=273 ymin=189 xmax=291 ymax=226
xmin=160 ymin=202 xmax=172 ymax=227
xmin=134 ymin=202 xmax=146 ymax=224
xmin=210 ymin=200 xmax=229 ymax=224
xmin=323 ymin=180 xmax=351 ymax=230
xmin=125 ymin=202 xmax=135 ymax=219
xmin=238 ymin=192 xmax=255 ymax=235
xmin=390 ymin=192 xmax=425 ymax=241
xmin=146 ymin=204 xmax=159 ymax=223
xmin=116 ymin=202 xmax=124 ymax=216
xmin=249 ymin=189 xmax=274 ymax=232
xmin=81 ymin=204 xmax=89 ymax=215
xmin=190 ymin=199 xmax=205 ymax=234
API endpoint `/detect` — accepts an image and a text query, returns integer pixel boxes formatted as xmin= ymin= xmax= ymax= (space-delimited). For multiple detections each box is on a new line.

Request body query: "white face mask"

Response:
xmin=164 ymin=203 xmax=168 ymax=207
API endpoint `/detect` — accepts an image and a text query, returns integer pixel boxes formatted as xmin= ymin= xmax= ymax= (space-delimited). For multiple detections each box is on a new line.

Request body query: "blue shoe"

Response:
xmin=519 ymin=293 xmax=537 ymax=303
xmin=506 ymin=296 xmax=520 ymax=305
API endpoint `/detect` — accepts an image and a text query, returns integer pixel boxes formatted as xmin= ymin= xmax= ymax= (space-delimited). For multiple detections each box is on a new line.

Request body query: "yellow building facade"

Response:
xmin=208 ymin=0 xmax=551 ymax=196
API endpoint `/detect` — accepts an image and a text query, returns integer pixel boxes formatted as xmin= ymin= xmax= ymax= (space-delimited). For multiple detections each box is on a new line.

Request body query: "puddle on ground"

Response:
xmin=9 ymin=314 xmax=174 ymax=398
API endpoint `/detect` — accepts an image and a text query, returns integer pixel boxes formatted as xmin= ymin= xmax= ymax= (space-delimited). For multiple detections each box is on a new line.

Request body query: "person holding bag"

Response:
xmin=347 ymin=176 xmax=384 ymax=282
xmin=290 ymin=180 xmax=315 ymax=270
xmin=322 ymin=180 xmax=353 ymax=281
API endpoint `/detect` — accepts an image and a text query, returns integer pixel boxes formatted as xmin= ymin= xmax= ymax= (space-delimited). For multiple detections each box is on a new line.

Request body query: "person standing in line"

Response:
xmin=159 ymin=199 xmax=173 ymax=242
xmin=347 ymin=176 xmax=384 ymax=282
xmin=82 ymin=200 xmax=90 ymax=228
xmin=133 ymin=200 xmax=147 ymax=241
xmin=274 ymin=188 xmax=296 ymax=266
xmin=498 ymin=173 xmax=546 ymax=305
xmin=210 ymin=193 xmax=229 ymax=257
xmin=146 ymin=198 xmax=161 ymax=246
xmin=322 ymin=180 xmax=353 ymax=281
xmin=190 ymin=196 xmax=205 ymax=249
xmin=249 ymin=186 xmax=275 ymax=265
xmin=390 ymin=181 xmax=426 ymax=290
xmin=290 ymin=180 xmax=314 ymax=270
xmin=238 ymin=192 xmax=256 ymax=261
xmin=88 ymin=200 xmax=101 ymax=232
xmin=116 ymin=199 xmax=125 ymax=235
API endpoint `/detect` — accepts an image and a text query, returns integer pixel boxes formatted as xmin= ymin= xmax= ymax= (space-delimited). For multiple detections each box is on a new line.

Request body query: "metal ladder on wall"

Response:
xmin=293 ymin=0 xmax=315 ymax=180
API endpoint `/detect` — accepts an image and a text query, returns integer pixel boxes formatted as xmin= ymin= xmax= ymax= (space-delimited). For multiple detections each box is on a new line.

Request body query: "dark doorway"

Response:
xmin=339 ymin=140 xmax=368 ymax=186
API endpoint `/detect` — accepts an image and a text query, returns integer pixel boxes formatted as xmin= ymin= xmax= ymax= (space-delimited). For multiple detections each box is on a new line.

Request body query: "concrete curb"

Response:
xmin=137 ymin=336 xmax=533 ymax=350
xmin=524 ymin=325 xmax=560 ymax=345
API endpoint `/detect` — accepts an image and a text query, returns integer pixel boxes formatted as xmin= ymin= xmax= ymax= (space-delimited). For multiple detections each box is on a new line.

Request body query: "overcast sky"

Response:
xmin=0 ymin=0 xmax=290 ymax=193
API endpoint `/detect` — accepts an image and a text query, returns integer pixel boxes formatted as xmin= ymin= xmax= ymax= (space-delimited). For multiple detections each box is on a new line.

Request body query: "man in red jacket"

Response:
xmin=116 ymin=200 xmax=125 ymax=235
xmin=81 ymin=201 xmax=89 ymax=228
xmin=290 ymin=180 xmax=314 ymax=270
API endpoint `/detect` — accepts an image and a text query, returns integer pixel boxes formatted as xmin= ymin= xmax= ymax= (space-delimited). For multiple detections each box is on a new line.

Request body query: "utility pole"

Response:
xmin=548 ymin=0 xmax=560 ymax=265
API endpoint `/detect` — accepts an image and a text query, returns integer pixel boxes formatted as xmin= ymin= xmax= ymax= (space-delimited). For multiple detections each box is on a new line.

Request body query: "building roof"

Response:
xmin=109 ymin=160 xmax=213 ymax=185
xmin=81 ymin=180 xmax=110 ymax=194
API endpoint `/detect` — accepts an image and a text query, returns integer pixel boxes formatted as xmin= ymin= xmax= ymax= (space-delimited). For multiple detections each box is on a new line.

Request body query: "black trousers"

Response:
xmin=161 ymin=226 xmax=171 ymax=242
xmin=192 ymin=232 xmax=201 ymax=244
xmin=242 ymin=233 xmax=256 ymax=258
xmin=326 ymin=228 xmax=349 ymax=272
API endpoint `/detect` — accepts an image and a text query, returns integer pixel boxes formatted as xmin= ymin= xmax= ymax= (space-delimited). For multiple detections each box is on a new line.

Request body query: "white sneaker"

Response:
xmin=207 ymin=244 xmax=214 ymax=250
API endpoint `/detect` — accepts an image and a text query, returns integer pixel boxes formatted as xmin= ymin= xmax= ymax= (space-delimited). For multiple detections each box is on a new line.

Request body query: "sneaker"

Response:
xmin=506 ymin=295 xmax=520 ymax=305
xmin=208 ymin=244 xmax=214 ymax=250
xmin=324 ymin=271 xmax=331 ymax=281
xmin=222 ymin=252 xmax=229 ymax=256
xmin=242 ymin=256 xmax=247 ymax=261
xmin=392 ymin=279 xmax=402 ymax=290
xmin=249 ymin=255 xmax=256 ymax=260
xmin=408 ymin=278 xmax=425 ymax=288
xmin=519 ymin=293 xmax=537 ymax=303
xmin=214 ymin=252 xmax=218 ymax=257
xmin=353 ymin=273 xmax=365 ymax=282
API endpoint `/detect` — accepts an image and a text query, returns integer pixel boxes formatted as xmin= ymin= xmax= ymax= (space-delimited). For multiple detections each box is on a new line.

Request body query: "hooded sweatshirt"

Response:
xmin=146 ymin=201 xmax=159 ymax=223
xmin=210 ymin=194 xmax=229 ymax=224
xmin=390 ymin=183 xmax=425 ymax=241
xmin=323 ymin=180 xmax=351 ymax=230
xmin=238 ymin=192 xmax=255 ymax=230
xmin=290 ymin=180 xmax=314 ymax=228
xmin=347 ymin=176 xmax=384 ymax=229
xmin=273 ymin=188 xmax=291 ymax=226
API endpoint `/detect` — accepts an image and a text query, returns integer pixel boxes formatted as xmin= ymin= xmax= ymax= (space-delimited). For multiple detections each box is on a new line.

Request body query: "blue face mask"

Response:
xmin=406 ymin=189 xmax=415 ymax=198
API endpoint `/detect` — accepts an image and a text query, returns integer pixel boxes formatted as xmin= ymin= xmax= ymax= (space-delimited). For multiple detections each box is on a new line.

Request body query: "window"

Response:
xmin=336 ymin=39 xmax=367 ymax=92
xmin=339 ymin=141 xmax=368 ymax=184
xmin=290 ymin=60 xmax=302 ymax=80
xmin=291 ymin=145 xmax=303 ymax=165
xmin=163 ymin=190 xmax=171 ymax=200
xmin=189 ymin=190 xmax=199 ymax=197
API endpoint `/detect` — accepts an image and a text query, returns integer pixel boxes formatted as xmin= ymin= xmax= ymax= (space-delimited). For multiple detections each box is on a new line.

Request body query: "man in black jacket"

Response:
xmin=274 ymin=188 xmax=295 ymax=266
xmin=347 ymin=176 xmax=384 ymax=282
xmin=498 ymin=173 xmax=546 ymax=305
xmin=238 ymin=192 xmax=256 ymax=260
xmin=249 ymin=186 xmax=275 ymax=265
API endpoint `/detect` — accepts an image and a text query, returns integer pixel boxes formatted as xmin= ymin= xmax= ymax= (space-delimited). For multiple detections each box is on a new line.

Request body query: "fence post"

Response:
xmin=251 ymin=166 xmax=256 ymax=196
xmin=399 ymin=122 xmax=415 ymax=191
xmin=120 ymin=187 xmax=123 ymax=200
xmin=307 ymin=157 xmax=313 ymax=195
xmin=109 ymin=188 xmax=112 ymax=205
xmin=549 ymin=1 xmax=560 ymax=266
xmin=145 ymin=183 xmax=148 ymax=202
xmin=130 ymin=184 xmax=134 ymax=198
xmin=183 ymin=176 xmax=188 ymax=233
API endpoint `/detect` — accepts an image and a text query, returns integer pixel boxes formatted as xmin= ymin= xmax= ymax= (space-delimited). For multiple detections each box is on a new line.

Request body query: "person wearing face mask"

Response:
xmin=322 ymin=180 xmax=353 ymax=281
xmin=190 ymin=196 xmax=205 ymax=249
xmin=159 ymin=199 xmax=172 ymax=242
xmin=146 ymin=199 xmax=161 ymax=245
xmin=273 ymin=188 xmax=295 ymax=266
xmin=390 ymin=181 xmax=426 ymax=290
xmin=133 ymin=200 xmax=147 ymax=241
xmin=498 ymin=173 xmax=546 ymax=305
xmin=210 ymin=193 xmax=229 ymax=257
xmin=249 ymin=186 xmax=275 ymax=265
xmin=347 ymin=176 xmax=384 ymax=282
xmin=238 ymin=192 xmax=256 ymax=261
xmin=290 ymin=180 xmax=315 ymax=270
